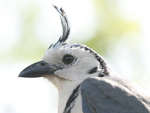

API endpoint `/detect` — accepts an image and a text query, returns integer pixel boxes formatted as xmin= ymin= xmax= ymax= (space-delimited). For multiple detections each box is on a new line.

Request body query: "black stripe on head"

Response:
xmin=68 ymin=44 xmax=110 ymax=76
xmin=48 ymin=44 xmax=53 ymax=49
xmin=52 ymin=5 xmax=70 ymax=48
xmin=83 ymin=46 xmax=109 ymax=76
xmin=88 ymin=67 xmax=98 ymax=74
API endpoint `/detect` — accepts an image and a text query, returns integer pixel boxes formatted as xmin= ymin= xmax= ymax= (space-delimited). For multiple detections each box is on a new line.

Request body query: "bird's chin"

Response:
xmin=44 ymin=75 xmax=67 ymax=81
xmin=44 ymin=75 xmax=66 ymax=88
xmin=43 ymin=74 xmax=57 ymax=78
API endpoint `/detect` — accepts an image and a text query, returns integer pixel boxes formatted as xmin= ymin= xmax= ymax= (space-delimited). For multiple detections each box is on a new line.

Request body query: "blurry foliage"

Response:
xmin=84 ymin=0 xmax=139 ymax=55
xmin=10 ymin=4 xmax=46 ymax=61
xmin=5 ymin=0 xmax=139 ymax=61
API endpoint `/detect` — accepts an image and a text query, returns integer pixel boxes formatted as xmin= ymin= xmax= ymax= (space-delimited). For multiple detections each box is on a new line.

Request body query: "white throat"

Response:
xmin=46 ymin=76 xmax=83 ymax=113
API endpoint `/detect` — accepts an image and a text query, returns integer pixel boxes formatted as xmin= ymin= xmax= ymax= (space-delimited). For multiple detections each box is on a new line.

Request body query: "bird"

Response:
xmin=19 ymin=5 xmax=150 ymax=113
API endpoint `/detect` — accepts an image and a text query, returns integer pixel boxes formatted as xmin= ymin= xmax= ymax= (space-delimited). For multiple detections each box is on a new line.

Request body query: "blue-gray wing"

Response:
xmin=81 ymin=76 xmax=150 ymax=113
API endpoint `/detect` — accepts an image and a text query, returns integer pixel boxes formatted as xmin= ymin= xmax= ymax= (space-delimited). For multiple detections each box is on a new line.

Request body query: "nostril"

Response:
xmin=41 ymin=62 xmax=46 ymax=66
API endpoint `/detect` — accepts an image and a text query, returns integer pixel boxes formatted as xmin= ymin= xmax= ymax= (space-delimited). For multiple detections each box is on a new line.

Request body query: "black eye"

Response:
xmin=62 ymin=54 xmax=74 ymax=65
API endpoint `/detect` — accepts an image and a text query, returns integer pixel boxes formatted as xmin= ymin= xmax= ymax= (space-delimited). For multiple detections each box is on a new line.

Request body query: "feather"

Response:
xmin=53 ymin=5 xmax=70 ymax=45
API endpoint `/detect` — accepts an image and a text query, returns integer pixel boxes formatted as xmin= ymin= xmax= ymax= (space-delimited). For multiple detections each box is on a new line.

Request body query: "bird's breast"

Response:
xmin=71 ymin=93 xmax=83 ymax=113
xmin=58 ymin=84 xmax=83 ymax=113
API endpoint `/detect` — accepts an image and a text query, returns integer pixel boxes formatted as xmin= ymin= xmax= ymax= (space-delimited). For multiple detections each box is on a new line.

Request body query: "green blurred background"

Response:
xmin=0 ymin=0 xmax=150 ymax=113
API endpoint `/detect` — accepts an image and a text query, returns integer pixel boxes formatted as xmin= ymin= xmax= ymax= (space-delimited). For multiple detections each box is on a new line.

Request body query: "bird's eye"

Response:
xmin=62 ymin=54 xmax=74 ymax=65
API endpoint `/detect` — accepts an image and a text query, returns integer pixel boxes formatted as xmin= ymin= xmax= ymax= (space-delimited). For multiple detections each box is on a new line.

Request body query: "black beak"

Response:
xmin=19 ymin=61 xmax=59 ymax=78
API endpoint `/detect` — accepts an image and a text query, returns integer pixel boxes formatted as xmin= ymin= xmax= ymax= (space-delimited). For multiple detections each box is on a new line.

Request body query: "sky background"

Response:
xmin=0 ymin=0 xmax=150 ymax=113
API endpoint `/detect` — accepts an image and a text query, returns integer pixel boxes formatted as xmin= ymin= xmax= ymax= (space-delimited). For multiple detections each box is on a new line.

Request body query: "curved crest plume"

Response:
xmin=51 ymin=5 xmax=70 ymax=48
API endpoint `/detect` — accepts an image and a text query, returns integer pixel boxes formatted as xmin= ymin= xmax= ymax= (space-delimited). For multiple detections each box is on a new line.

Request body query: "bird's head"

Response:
xmin=19 ymin=5 xmax=109 ymax=87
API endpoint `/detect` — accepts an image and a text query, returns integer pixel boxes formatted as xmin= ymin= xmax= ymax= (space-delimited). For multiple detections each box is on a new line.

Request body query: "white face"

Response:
xmin=42 ymin=43 xmax=101 ymax=81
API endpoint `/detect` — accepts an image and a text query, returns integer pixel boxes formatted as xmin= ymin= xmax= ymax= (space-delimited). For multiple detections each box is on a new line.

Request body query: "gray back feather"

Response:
xmin=81 ymin=76 xmax=150 ymax=113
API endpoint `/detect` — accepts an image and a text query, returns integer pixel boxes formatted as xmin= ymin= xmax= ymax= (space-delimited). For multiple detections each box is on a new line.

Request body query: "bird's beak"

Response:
xmin=19 ymin=61 xmax=59 ymax=78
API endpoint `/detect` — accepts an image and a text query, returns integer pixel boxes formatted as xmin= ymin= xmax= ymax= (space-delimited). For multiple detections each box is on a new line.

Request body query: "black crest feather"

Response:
xmin=53 ymin=5 xmax=70 ymax=45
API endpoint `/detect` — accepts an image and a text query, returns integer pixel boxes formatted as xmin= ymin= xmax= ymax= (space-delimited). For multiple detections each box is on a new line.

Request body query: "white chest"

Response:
xmin=58 ymin=92 xmax=83 ymax=113
xmin=58 ymin=87 xmax=83 ymax=113
xmin=47 ymin=77 xmax=84 ymax=113
xmin=71 ymin=93 xmax=83 ymax=113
